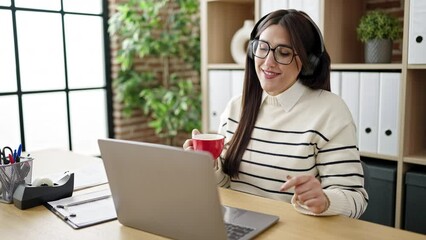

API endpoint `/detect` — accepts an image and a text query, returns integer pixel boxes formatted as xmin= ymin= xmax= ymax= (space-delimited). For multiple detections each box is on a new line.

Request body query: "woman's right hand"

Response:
xmin=183 ymin=129 xmax=200 ymax=150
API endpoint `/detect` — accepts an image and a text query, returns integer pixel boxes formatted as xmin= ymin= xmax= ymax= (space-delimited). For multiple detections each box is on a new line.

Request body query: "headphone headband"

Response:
xmin=250 ymin=10 xmax=323 ymax=53
xmin=297 ymin=11 xmax=324 ymax=54
xmin=249 ymin=12 xmax=270 ymax=40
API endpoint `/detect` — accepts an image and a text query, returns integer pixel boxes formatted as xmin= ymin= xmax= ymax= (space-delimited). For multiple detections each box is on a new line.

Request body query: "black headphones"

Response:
xmin=247 ymin=9 xmax=324 ymax=77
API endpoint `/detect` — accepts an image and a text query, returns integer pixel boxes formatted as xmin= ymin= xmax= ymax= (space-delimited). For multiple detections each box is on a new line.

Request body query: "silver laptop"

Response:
xmin=98 ymin=138 xmax=279 ymax=240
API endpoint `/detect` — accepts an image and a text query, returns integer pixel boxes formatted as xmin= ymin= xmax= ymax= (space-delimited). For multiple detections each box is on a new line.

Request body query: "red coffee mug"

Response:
xmin=192 ymin=134 xmax=225 ymax=159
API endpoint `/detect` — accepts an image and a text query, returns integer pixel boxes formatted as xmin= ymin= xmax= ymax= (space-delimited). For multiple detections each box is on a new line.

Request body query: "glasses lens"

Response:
xmin=274 ymin=46 xmax=294 ymax=65
xmin=252 ymin=40 xmax=269 ymax=58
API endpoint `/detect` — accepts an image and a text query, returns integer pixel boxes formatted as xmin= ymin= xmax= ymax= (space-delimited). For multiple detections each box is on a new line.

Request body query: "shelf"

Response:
xmin=201 ymin=0 xmax=426 ymax=231
xmin=331 ymin=63 xmax=403 ymax=71
xmin=407 ymin=64 xmax=426 ymax=69
xmin=208 ymin=63 xmax=245 ymax=70
xmin=360 ymin=152 xmax=398 ymax=162
xmin=206 ymin=0 xmax=254 ymax=64
xmin=404 ymin=150 xmax=426 ymax=166
xmin=209 ymin=63 xmax=404 ymax=71
xmin=324 ymin=0 xmax=365 ymax=64
xmin=403 ymin=69 xmax=426 ymax=162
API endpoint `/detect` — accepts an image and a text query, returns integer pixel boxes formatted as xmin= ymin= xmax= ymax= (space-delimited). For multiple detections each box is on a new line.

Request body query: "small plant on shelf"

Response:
xmin=356 ymin=10 xmax=402 ymax=63
xmin=357 ymin=10 xmax=401 ymax=42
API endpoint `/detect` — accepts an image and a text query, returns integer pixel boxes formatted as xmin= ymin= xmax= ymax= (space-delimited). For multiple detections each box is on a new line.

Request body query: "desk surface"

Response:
xmin=1 ymin=149 xmax=425 ymax=240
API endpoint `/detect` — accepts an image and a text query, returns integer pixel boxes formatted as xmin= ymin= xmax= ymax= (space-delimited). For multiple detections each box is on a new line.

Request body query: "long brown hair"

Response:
xmin=222 ymin=9 xmax=331 ymax=178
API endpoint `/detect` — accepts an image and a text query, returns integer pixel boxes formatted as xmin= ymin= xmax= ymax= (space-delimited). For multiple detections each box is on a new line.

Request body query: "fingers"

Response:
xmin=280 ymin=175 xmax=311 ymax=191
xmin=183 ymin=129 xmax=200 ymax=150
xmin=192 ymin=129 xmax=200 ymax=137
xmin=299 ymin=192 xmax=329 ymax=214
xmin=280 ymin=175 xmax=329 ymax=214
xmin=183 ymin=139 xmax=194 ymax=150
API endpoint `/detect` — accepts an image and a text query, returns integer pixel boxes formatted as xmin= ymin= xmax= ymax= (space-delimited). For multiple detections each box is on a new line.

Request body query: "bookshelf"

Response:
xmin=200 ymin=0 xmax=426 ymax=231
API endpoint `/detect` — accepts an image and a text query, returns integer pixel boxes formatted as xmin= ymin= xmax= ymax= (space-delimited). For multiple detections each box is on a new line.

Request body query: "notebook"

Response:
xmin=98 ymin=138 xmax=279 ymax=240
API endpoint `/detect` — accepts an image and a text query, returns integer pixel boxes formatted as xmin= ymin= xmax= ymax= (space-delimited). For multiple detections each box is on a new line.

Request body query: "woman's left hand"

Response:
xmin=280 ymin=175 xmax=329 ymax=214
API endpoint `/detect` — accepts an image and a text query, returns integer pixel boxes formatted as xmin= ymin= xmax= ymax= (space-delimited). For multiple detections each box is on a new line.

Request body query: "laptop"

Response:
xmin=98 ymin=138 xmax=279 ymax=240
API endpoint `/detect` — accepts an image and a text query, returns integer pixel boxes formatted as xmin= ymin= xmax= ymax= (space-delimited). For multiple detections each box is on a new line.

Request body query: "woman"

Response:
xmin=184 ymin=9 xmax=368 ymax=218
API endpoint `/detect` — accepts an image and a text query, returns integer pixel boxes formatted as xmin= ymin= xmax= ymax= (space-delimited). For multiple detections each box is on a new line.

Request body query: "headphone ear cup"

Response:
xmin=301 ymin=53 xmax=320 ymax=76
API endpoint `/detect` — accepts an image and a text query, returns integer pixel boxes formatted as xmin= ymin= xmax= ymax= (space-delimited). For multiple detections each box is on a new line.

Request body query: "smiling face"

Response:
xmin=254 ymin=24 xmax=302 ymax=96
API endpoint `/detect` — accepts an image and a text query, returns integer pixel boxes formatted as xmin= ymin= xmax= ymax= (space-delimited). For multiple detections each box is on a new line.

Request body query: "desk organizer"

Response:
xmin=0 ymin=158 xmax=33 ymax=203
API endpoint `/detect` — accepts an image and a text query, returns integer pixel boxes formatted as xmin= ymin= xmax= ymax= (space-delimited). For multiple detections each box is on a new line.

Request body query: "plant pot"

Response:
xmin=364 ymin=39 xmax=393 ymax=63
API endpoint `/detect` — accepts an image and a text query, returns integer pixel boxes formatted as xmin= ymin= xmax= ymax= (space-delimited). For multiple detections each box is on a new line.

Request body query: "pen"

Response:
xmin=56 ymin=194 xmax=111 ymax=209
xmin=16 ymin=144 xmax=22 ymax=162
xmin=8 ymin=154 xmax=15 ymax=164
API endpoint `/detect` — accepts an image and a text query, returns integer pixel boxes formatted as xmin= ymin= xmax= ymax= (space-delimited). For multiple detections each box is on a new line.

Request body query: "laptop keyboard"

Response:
xmin=225 ymin=223 xmax=255 ymax=240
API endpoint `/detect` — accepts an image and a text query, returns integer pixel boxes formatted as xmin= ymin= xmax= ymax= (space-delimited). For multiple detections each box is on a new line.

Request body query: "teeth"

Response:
xmin=264 ymin=70 xmax=277 ymax=76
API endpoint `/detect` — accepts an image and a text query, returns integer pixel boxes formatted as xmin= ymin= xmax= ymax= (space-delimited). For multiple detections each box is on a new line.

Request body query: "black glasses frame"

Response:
xmin=251 ymin=39 xmax=297 ymax=65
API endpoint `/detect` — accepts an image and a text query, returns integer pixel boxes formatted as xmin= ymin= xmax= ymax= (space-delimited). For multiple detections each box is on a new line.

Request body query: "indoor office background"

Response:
xmin=1 ymin=0 xmax=426 ymax=235
xmin=0 ymin=0 xmax=112 ymax=155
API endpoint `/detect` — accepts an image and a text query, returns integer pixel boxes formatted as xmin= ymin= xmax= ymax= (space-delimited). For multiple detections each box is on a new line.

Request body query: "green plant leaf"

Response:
xmin=357 ymin=10 xmax=402 ymax=42
xmin=110 ymin=0 xmax=201 ymax=145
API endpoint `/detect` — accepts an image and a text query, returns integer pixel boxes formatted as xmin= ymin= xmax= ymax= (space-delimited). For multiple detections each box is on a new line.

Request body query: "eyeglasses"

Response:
xmin=250 ymin=39 xmax=297 ymax=65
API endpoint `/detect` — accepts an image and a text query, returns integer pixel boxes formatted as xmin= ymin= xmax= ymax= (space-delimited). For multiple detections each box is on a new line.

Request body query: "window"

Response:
xmin=0 ymin=0 xmax=112 ymax=155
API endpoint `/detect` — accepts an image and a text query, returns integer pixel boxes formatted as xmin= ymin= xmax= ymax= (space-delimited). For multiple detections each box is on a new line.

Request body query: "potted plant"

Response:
xmin=356 ymin=10 xmax=402 ymax=63
xmin=109 ymin=0 xmax=201 ymax=146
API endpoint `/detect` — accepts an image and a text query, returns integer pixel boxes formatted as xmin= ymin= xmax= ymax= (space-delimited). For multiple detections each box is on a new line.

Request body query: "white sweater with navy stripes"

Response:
xmin=215 ymin=80 xmax=368 ymax=218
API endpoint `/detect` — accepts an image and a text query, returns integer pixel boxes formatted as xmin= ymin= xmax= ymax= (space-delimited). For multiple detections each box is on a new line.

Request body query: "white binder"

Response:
xmin=289 ymin=0 xmax=321 ymax=26
xmin=259 ymin=0 xmax=321 ymax=27
xmin=208 ymin=70 xmax=232 ymax=132
xmin=378 ymin=72 xmax=401 ymax=156
xmin=260 ymin=0 xmax=288 ymax=18
xmin=330 ymin=71 xmax=341 ymax=96
xmin=408 ymin=0 xmax=426 ymax=64
xmin=231 ymin=70 xmax=244 ymax=98
xmin=341 ymin=72 xmax=360 ymax=139
xmin=358 ymin=72 xmax=380 ymax=154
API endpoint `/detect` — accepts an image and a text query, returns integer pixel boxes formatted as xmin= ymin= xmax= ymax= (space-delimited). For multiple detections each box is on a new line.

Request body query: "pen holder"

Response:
xmin=0 ymin=159 xmax=33 ymax=203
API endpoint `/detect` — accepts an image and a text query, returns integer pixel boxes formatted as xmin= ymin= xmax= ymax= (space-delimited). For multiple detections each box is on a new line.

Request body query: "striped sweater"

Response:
xmin=215 ymin=80 xmax=368 ymax=218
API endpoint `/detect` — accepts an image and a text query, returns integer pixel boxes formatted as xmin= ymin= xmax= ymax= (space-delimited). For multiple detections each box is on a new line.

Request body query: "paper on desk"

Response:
xmin=45 ymin=161 xmax=108 ymax=191
xmin=46 ymin=188 xmax=117 ymax=229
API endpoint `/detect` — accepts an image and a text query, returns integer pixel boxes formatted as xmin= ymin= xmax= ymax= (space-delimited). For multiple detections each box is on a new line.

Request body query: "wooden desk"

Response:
xmin=1 ymin=149 xmax=425 ymax=240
